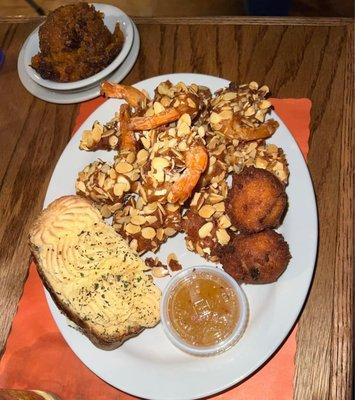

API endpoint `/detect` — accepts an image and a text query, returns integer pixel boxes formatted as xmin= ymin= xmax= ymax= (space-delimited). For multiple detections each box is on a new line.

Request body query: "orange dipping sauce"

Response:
xmin=167 ymin=270 xmax=240 ymax=347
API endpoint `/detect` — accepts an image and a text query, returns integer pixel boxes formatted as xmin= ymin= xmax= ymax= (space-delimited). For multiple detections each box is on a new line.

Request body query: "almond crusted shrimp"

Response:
xmin=128 ymin=81 xmax=211 ymax=131
xmin=209 ymin=81 xmax=279 ymax=141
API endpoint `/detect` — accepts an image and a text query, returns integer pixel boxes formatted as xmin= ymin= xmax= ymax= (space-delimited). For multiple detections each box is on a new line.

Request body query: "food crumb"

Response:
xmin=167 ymin=253 xmax=182 ymax=272
xmin=145 ymin=257 xmax=167 ymax=270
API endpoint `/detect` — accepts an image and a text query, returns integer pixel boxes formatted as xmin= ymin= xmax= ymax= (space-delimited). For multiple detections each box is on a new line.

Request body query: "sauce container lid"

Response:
xmin=161 ymin=266 xmax=249 ymax=356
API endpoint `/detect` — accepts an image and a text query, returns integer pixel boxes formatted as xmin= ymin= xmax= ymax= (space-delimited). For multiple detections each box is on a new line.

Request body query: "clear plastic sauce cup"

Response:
xmin=161 ymin=266 xmax=249 ymax=356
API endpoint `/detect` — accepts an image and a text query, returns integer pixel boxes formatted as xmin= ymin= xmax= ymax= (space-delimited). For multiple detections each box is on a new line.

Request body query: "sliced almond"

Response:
xmin=109 ymin=202 xmax=122 ymax=213
xmin=145 ymin=107 xmax=155 ymax=117
xmin=100 ymin=205 xmax=112 ymax=218
xmin=108 ymin=168 xmax=117 ymax=179
xmin=255 ymin=157 xmax=269 ymax=169
xmin=214 ymin=202 xmax=225 ymax=212
xmin=76 ymin=180 xmax=86 ymax=193
xmin=131 ymin=215 xmax=147 ymax=225
xmin=115 ymin=162 xmax=133 ymax=174
xmin=190 ymin=192 xmax=201 ymax=207
xmin=144 ymin=202 xmax=158 ymax=214
xmin=198 ymin=204 xmax=216 ymax=219
xmin=116 ymin=175 xmax=130 ymax=191
xmin=153 ymin=169 xmax=165 ymax=183
xmin=165 ymin=227 xmax=176 ymax=237
xmin=141 ymin=137 xmax=151 ymax=149
xmin=152 ymin=157 xmax=170 ymax=170
xmin=103 ymin=177 xmax=115 ymax=191
xmin=97 ymin=172 xmax=105 ymax=188
xmin=161 ymin=96 xmax=171 ymax=107
xmin=136 ymin=197 xmax=144 ymax=210
xmin=210 ymin=112 xmax=222 ymax=124
xmin=108 ymin=135 xmax=118 ymax=148
xmin=125 ymin=223 xmax=141 ymax=235
xmin=186 ymin=239 xmax=194 ymax=251
xmin=209 ymin=193 xmax=225 ymax=204
xmin=178 ymin=141 xmax=188 ymax=151
xmin=153 ymin=101 xmax=165 ymax=114
xmin=113 ymin=183 xmax=124 ymax=197
xmin=223 ymin=92 xmax=237 ymax=101
xmin=195 ymin=242 xmax=204 ymax=256
xmin=91 ymin=123 xmax=103 ymax=141
xmin=137 ymin=149 xmax=149 ymax=164
xmin=249 ymin=81 xmax=259 ymax=90
xmin=151 ymin=266 xmax=169 ymax=278
xmin=259 ymin=85 xmax=270 ymax=94
xmin=244 ymin=106 xmax=255 ymax=117
xmin=179 ymin=113 xmax=191 ymax=126
xmin=146 ymin=215 xmax=158 ymax=224
xmin=259 ymin=100 xmax=272 ymax=110
xmin=156 ymin=228 xmax=164 ymax=241
xmin=219 ymin=109 xmax=233 ymax=120
xmin=186 ymin=97 xmax=196 ymax=109
xmin=197 ymin=126 xmax=205 ymax=136
xmin=216 ymin=228 xmax=230 ymax=245
xmin=198 ymin=222 xmax=214 ymax=239
xmin=141 ymin=227 xmax=156 ymax=239
xmin=155 ymin=188 xmax=167 ymax=196
xmin=126 ymin=151 xmax=136 ymax=164
xmin=255 ymin=110 xmax=265 ymax=122
xmin=129 ymin=239 xmax=138 ymax=251
xmin=177 ymin=121 xmax=190 ymax=136
xmin=218 ymin=214 xmax=231 ymax=229
xmin=166 ymin=203 xmax=180 ymax=212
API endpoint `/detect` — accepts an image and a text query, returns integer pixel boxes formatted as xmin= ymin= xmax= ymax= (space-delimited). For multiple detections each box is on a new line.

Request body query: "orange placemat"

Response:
xmin=0 ymin=98 xmax=311 ymax=400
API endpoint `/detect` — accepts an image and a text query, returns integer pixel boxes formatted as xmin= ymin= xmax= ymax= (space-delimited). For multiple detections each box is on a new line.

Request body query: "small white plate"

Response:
xmin=24 ymin=3 xmax=134 ymax=91
xmin=43 ymin=73 xmax=318 ymax=400
xmin=17 ymin=20 xmax=139 ymax=104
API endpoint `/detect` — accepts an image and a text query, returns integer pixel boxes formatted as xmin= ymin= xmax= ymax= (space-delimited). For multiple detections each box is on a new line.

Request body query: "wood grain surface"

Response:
xmin=0 ymin=0 xmax=353 ymax=18
xmin=0 ymin=16 xmax=353 ymax=400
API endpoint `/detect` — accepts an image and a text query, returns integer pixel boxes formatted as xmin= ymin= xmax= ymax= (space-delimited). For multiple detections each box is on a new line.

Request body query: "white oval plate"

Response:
xmin=24 ymin=3 xmax=134 ymax=91
xmin=44 ymin=73 xmax=318 ymax=400
xmin=17 ymin=20 xmax=139 ymax=104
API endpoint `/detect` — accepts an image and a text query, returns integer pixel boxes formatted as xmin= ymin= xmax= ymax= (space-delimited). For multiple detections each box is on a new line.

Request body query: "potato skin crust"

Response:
xmin=218 ymin=229 xmax=291 ymax=284
xmin=226 ymin=167 xmax=287 ymax=233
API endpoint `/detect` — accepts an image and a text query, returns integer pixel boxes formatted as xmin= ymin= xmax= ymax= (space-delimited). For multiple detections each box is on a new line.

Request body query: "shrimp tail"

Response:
xmin=119 ymin=104 xmax=137 ymax=152
xmin=236 ymin=119 xmax=279 ymax=141
xmin=128 ymin=107 xmax=183 ymax=131
xmin=170 ymin=145 xmax=208 ymax=204
xmin=101 ymin=82 xmax=148 ymax=109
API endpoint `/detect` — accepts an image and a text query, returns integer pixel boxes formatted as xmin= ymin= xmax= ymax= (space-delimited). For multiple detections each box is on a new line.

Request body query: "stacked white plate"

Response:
xmin=17 ymin=4 xmax=140 ymax=104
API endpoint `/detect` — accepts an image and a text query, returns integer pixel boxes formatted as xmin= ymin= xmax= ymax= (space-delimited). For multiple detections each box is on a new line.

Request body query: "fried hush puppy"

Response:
xmin=226 ymin=166 xmax=287 ymax=233
xmin=218 ymin=229 xmax=291 ymax=283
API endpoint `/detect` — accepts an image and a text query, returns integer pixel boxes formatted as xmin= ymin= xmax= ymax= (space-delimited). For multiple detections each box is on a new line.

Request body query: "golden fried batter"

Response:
xmin=31 ymin=3 xmax=124 ymax=82
xmin=226 ymin=166 xmax=287 ymax=233
xmin=218 ymin=229 xmax=291 ymax=283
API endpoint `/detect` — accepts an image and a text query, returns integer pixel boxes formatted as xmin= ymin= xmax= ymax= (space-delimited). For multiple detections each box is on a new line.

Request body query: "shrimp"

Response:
xmin=128 ymin=93 xmax=200 ymax=131
xmin=169 ymin=145 xmax=208 ymax=204
xmin=213 ymin=115 xmax=279 ymax=142
xmin=128 ymin=106 xmax=189 ymax=131
xmin=119 ymin=104 xmax=137 ymax=152
xmin=101 ymin=82 xmax=148 ymax=109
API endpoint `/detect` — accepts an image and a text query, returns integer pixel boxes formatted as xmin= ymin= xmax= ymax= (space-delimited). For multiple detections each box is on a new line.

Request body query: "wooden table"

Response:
xmin=0 ymin=15 xmax=353 ymax=399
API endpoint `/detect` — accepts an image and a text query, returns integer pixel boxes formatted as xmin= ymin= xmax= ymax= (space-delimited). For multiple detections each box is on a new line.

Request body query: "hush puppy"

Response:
xmin=226 ymin=167 xmax=287 ymax=233
xmin=218 ymin=229 xmax=291 ymax=284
